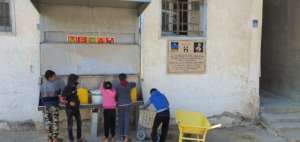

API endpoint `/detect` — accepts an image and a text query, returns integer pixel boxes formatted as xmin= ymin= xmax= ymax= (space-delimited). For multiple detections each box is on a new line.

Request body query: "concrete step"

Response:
xmin=277 ymin=128 xmax=300 ymax=142
xmin=261 ymin=113 xmax=300 ymax=123
xmin=270 ymin=122 xmax=300 ymax=130
xmin=261 ymin=105 xmax=300 ymax=114
xmin=260 ymin=91 xmax=300 ymax=142
xmin=260 ymin=115 xmax=300 ymax=131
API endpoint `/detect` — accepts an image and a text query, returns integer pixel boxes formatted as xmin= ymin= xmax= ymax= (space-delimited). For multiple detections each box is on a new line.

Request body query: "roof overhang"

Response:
xmin=31 ymin=0 xmax=151 ymax=16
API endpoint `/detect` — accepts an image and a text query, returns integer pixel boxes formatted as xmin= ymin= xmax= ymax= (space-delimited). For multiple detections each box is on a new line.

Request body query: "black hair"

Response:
xmin=67 ymin=74 xmax=79 ymax=87
xmin=103 ymin=81 xmax=112 ymax=89
xmin=119 ymin=73 xmax=127 ymax=81
xmin=45 ymin=70 xmax=56 ymax=80
xmin=150 ymin=88 xmax=158 ymax=94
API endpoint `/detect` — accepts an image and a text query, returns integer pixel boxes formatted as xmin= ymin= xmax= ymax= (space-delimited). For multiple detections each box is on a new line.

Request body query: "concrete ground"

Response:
xmin=206 ymin=125 xmax=285 ymax=142
xmin=260 ymin=90 xmax=300 ymax=142
xmin=0 ymin=124 xmax=286 ymax=142
xmin=0 ymin=97 xmax=288 ymax=142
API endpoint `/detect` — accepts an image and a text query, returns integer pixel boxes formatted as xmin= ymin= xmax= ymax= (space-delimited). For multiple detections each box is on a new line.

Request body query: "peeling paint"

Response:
xmin=0 ymin=120 xmax=36 ymax=131
xmin=209 ymin=112 xmax=253 ymax=128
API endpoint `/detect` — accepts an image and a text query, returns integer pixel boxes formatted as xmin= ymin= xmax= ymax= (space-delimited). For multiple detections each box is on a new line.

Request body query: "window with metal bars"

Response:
xmin=0 ymin=0 xmax=11 ymax=32
xmin=162 ymin=0 xmax=206 ymax=37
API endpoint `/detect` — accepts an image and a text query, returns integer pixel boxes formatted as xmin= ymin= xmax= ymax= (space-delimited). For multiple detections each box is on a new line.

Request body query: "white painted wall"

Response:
xmin=0 ymin=0 xmax=263 ymax=123
xmin=0 ymin=0 xmax=41 ymax=121
xmin=141 ymin=0 xmax=263 ymax=118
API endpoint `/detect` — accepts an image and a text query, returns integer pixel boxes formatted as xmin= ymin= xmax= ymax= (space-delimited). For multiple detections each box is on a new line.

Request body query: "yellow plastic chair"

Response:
xmin=176 ymin=110 xmax=221 ymax=142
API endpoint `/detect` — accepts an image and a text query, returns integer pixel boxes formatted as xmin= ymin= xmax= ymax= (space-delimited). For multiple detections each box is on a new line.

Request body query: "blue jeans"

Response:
xmin=118 ymin=105 xmax=130 ymax=138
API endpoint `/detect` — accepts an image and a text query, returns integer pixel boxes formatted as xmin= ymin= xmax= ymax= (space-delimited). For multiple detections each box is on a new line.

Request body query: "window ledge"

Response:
xmin=160 ymin=36 xmax=207 ymax=41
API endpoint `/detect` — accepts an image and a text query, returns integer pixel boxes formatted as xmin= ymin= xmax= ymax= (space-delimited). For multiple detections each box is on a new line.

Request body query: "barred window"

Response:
xmin=0 ymin=0 xmax=11 ymax=32
xmin=162 ymin=0 xmax=206 ymax=37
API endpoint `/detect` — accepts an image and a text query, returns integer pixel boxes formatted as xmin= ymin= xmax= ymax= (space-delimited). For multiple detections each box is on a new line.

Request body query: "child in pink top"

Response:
xmin=100 ymin=81 xmax=117 ymax=109
xmin=100 ymin=81 xmax=117 ymax=142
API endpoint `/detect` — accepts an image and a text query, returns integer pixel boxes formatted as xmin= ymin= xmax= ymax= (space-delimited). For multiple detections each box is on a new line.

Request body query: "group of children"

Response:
xmin=40 ymin=70 xmax=170 ymax=142
xmin=100 ymin=73 xmax=137 ymax=142
xmin=40 ymin=71 xmax=83 ymax=142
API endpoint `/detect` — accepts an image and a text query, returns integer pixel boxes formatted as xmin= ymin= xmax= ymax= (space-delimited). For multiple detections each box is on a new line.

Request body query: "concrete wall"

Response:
xmin=0 ymin=0 xmax=41 ymax=121
xmin=41 ymin=44 xmax=140 ymax=75
xmin=0 ymin=3 xmax=141 ymax=124
xmin=261 ymin=0 xmax=300 ymax=100
xmin=39 ymin=5 xmax=141 ymax=75
xmin=142 ymin=0 xmax=263 ymax=118
xmin=39 ymin=5 xmax=139 ymax=43
xmin=39 ymin=4 xmax=138 ymax=33
xmin=0 ymin=0 xmax=263 ymax=124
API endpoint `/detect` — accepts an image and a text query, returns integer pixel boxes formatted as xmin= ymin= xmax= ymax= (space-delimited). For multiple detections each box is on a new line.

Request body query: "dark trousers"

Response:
xmin=104 ymin=109 xmax=116 ymax=138
xmin=151 ymin=110 xmax=170 ymax=142
xmin=66 ymin=109 xmax=82 ymax=141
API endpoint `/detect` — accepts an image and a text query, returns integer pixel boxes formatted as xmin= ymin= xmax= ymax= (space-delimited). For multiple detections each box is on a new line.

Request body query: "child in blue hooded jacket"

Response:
xmin=142 ymin=88 xmax=170 ymax=142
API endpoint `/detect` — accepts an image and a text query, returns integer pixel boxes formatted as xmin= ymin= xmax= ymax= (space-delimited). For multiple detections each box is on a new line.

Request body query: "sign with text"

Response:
xmin=168 ymin=40 xmax=206 ymax=74
xmin=67 ymin=35 xmax=115 ymax=44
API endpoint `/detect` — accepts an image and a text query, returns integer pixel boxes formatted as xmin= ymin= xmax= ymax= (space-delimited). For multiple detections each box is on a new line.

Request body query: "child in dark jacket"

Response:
xmin=62 ymin=74 xmax=84 ymax=142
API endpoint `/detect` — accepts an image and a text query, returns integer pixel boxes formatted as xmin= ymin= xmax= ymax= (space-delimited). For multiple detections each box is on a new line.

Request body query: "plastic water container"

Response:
xmin=77 ymin=88 xmax=89 ymax=104
xmin=92 ymin=94 xmax=102 ymax=105
xmin=90 ymin=90 xmax=102 ymax=105
xmin=131 ymin=87 xmax=138 ymax=103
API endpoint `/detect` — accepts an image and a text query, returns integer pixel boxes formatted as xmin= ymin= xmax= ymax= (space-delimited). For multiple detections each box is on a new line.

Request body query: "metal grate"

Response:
xmin=162 ymin=0 xmax=204 ymax=36
xmin=0 ymin=2 xmax=10 ymax=26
